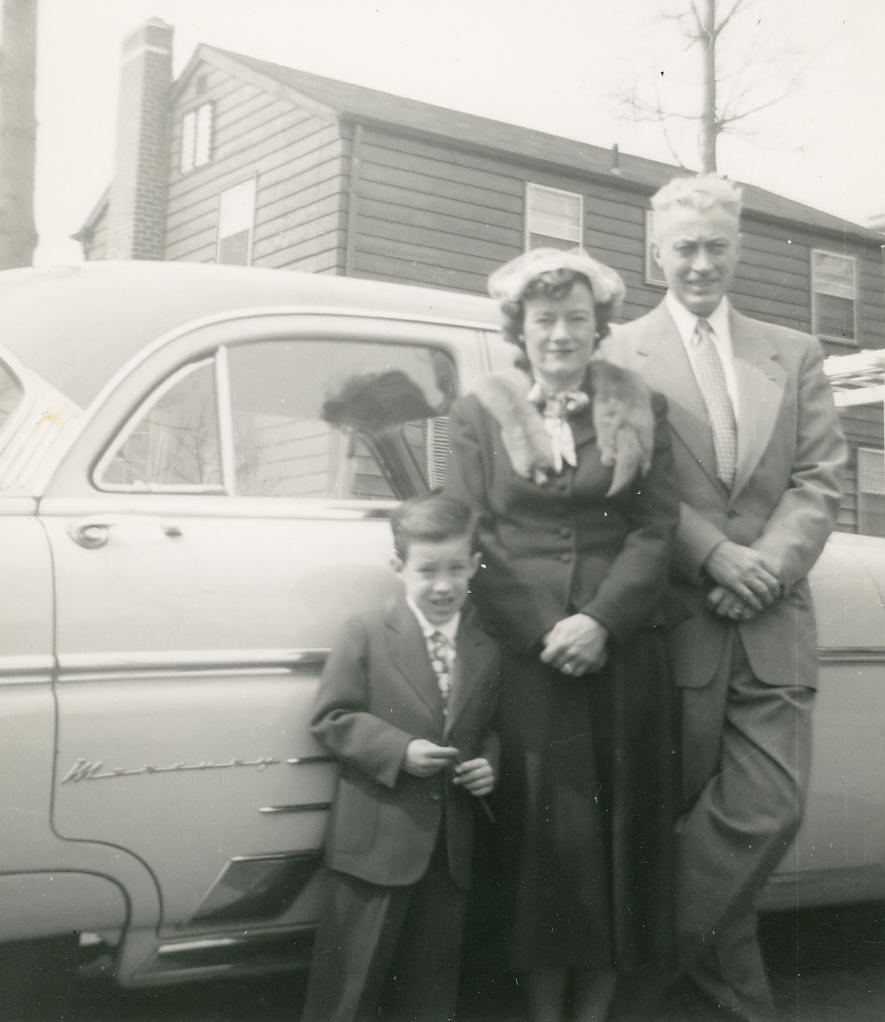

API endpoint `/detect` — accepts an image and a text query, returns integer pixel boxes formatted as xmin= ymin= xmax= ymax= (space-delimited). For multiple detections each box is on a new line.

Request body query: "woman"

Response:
xmin=446 ymin=248 xmax=679 ymax=1022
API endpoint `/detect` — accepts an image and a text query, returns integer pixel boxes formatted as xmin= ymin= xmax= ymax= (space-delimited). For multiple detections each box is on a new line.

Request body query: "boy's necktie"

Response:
xmin=692 ymin=318 xmax=737 ymax=487
xmin=427 ymin=630 xmax=453 ymax=715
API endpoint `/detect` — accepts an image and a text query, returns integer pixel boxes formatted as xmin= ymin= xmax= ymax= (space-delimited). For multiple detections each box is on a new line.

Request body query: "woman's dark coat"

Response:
xmin=446 ymin=363 xmax=680 ymax=971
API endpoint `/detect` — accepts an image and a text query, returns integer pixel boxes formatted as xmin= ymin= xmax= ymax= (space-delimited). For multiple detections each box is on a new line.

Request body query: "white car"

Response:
xmin=0 ymin=260 xmax=881 ymax=987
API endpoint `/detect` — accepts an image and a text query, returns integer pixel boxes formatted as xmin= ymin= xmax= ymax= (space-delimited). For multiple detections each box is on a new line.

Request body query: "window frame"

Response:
xmin=811 ymin=248 xmax=858 ymax=345
xmin=92 ymin=334 xmax=458 ymax=502
xmin=644 ymin=210 xmax=667 ymax=288
xmin=856 ymin=445 xmax=885 ymax=537
xmin=216 ymin=177 xmax=257 ymax=266
xmin=180 ymin=101 xmax=214 ymax=175
xmin=525 ymin=182 xmax=584 ymax=251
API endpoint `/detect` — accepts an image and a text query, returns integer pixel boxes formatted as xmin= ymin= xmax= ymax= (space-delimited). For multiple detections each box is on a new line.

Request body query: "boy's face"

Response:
xmin=395 ymin=534 xmax=480 ymax=626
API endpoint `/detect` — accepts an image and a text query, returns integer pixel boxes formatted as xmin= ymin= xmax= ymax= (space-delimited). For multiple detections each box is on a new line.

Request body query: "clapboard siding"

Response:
xmin=165 ymin=64 xmax=347 ymax=271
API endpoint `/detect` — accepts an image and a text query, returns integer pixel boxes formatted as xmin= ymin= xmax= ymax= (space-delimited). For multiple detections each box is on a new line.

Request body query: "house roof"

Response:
xmin=194 ymin=44 xmax=882 ymax=246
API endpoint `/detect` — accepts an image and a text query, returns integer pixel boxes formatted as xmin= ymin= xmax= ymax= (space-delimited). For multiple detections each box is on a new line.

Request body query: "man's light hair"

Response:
xmin=650 ymin=174 xmax=742 ymax=239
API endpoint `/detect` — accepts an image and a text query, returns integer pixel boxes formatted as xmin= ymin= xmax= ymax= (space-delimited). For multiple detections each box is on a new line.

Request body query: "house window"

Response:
xmin=857 ymin=447 xmax=885 ymax=537
xmin=645 ymin=210 xmax=667 ymax=287
xmin=217 ymin=179 xmax=256 ymax=266
xmin=811 ymin=250 xmax=856 ymax=342
xmin=180 ymin=102 xmax=213 ymax=174
xmin=526 ymin=184 xmax=583 ymax=250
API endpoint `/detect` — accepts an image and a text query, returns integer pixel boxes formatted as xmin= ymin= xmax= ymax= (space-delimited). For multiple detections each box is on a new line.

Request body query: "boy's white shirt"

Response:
xmin=404 ymin=595 xmax=460 ymax=650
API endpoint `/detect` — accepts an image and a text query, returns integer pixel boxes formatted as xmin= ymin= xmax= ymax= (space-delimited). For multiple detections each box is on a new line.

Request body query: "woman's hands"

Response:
xmin=541 ymin=613 xmax=609 ymax=676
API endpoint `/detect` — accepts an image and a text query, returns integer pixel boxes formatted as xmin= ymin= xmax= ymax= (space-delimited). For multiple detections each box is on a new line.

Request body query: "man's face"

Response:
xmin=652 ymin=204 xmax=741 ymax=317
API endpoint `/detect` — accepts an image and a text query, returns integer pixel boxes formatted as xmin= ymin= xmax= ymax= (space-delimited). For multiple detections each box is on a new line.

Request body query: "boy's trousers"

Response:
xmin=301 ymin=835 xmax=466 ymax=1022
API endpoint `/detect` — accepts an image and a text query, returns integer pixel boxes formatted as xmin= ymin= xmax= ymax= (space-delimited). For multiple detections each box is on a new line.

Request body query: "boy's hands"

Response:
xmin=453 ymin=757 xmax=495 ymax=797
xmin=402 ymin=740 xmax=459 ymax=777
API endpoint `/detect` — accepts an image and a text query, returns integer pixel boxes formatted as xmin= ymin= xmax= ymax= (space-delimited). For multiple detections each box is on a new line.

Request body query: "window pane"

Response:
xmin=227 ymin=340 xmax=456 ymax=499
xmin=218 ymin=230 xmax=251 ymax=266
xmin=219 ymin=180 xmax=255 ymax=237
xmin=645 ymin=210 xmax=667 ymax=286
xmin=812 ymin=251 xmax=855 ymax=299
xmin=180 ymin=110 xmax=196 ymax=174
xmin=527 ymin=233 xmax=576 ymax=252
xmin=815 ymin=293 xmax=855 ymax=340
xmin=100 ymin=362 xmax=222 ymax=490
xmin=194 ymin=103 xmax=213 ymax=167
xmin=527 ymin=184 xmax=582 ymax=246
xmin=858 ymin=448 xmax=885 ymax=537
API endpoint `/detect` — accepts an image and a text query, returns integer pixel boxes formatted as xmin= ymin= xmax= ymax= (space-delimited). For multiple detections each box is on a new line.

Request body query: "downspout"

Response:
xmin=344 ymin=121 xmax=364 ymax=276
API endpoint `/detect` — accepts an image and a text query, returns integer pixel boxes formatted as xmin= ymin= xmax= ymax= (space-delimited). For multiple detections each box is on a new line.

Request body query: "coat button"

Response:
xmin=559 ymin=552 xmax=572 ymax=563
xmin=430 ymin=792 xmax=441 ymax=802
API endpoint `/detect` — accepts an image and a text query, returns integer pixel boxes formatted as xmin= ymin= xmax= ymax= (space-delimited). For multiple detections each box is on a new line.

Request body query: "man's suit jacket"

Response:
xmin=604 ymin=301 xmax=846 ymax=690
xmin=311 ymin=596 xmax=500 ymax=890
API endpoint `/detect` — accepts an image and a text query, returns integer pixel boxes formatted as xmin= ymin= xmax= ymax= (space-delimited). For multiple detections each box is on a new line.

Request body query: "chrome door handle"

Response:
xmin=67 ymin=518 xmax=185 ymax=548
xmin=68 ymin=521 xmax=111 ymax=549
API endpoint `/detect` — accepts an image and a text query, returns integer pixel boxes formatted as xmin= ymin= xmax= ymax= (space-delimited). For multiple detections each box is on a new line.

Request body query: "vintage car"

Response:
xmin=0 ymin=260 xmax=882 ymax=987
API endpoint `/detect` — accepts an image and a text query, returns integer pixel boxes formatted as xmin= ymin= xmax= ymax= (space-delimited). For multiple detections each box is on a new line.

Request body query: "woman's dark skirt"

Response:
xmin=492 ymin=628 xmax=679 ymax=974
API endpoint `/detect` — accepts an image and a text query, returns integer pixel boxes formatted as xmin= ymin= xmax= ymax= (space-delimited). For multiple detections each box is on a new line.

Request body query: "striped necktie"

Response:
xmin=692 ymin=318 xmax=737 ymax=487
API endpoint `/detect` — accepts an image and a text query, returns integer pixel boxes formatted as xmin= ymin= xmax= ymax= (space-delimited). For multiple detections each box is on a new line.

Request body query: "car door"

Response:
xmin=39 ymin=311 xmax=487 ymax=968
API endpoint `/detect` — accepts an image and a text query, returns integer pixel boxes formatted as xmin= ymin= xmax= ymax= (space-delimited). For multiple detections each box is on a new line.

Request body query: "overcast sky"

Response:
xmin=33 ymin=0 xmax=885 ymax=264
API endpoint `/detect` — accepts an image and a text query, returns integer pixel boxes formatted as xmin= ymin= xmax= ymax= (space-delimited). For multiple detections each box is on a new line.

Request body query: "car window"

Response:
xmin=226 ymin=339 xmax=455 ymax=499
xmin=0 ymin=361 xmax=24 ymax=433
xmin=99 ymin=360 xmax=223 ymax=491
xmin=96 ymin=339 xmax=456 ymax=499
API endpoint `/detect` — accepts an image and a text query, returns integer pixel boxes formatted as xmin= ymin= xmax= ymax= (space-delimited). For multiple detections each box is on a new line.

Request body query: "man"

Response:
xmin=605 ymin=174 xmax=846 ymax=1022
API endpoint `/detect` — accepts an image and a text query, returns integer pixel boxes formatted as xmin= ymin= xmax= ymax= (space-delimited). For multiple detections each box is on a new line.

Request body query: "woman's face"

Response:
xmin=521 ymin=279 xmax=597 ymax=391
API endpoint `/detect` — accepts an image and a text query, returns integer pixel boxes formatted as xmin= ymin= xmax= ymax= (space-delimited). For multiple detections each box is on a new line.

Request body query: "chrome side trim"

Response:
xmin=258 ymin=802 xmax=331 ymax=814
xmin=817 ymin=647 xmax=885 ymax=663
xmin=0 ymin=654 xmax=55 ymax=684
xmin=56 ymin=647 xmax=329 ymax=679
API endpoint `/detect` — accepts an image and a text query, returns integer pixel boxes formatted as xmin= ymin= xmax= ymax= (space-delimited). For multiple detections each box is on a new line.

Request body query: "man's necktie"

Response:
xmin=427 ymin=630 xmax=453 ymax=716
xmin=692 ymin=318 xmax=737 ymax=487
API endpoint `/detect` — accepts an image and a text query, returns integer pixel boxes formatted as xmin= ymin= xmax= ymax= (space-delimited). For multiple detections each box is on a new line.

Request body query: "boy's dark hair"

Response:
xmin=390 ymin=491 xmax=479 ymax=561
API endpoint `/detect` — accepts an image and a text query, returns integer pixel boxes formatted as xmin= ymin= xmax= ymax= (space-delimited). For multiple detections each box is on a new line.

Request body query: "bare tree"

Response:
xmin=624 ymin=0 xmax=817 ymax=172
xmin=0 ymin=0 xmax=38 ymax=268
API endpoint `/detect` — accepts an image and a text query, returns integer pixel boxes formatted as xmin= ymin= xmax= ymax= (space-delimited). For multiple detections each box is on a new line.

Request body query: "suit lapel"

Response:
xmin=444 ymin=606 xmax=494 ymax=738
xmin=629 ymin=303 xmax=721 ymax=489
xmin=383 ymin=598 xmax=445 ymax=723
xmin=730 ymin=311 xmax=786 ymax=495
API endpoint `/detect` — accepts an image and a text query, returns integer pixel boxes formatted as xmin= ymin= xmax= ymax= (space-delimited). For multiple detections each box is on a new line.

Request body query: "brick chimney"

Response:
xmin=106 ymin=19 xmax=173 ymax=260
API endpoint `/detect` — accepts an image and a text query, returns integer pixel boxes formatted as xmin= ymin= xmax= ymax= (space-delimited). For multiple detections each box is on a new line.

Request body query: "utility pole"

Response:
xmin=0 ymin=0 xmax=38 ymax=268
xmin=699 ymin=0 xmax=718 ymax=172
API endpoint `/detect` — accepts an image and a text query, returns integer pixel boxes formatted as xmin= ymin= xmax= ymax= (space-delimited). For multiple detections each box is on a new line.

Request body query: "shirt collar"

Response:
xmin=666 ymin=291 xmax=731 ymax=348
xmin=405 ymin=595 xmax=460 ymax=644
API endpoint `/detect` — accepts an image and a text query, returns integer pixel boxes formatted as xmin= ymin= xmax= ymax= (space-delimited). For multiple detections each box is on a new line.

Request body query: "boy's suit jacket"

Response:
xmin=604 ymin=301 xmax=845 ymax=690
xmin=311 ymin=596 xmax=500 ymax=890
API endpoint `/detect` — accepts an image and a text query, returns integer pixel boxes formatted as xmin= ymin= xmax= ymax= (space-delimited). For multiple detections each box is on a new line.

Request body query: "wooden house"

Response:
xmin=77 ymin=19 xmax=885 ymax=536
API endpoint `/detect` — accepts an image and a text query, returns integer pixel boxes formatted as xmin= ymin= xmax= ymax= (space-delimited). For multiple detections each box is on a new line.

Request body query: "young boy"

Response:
xmin=301 ymin=492 xmax=500 ymax=1022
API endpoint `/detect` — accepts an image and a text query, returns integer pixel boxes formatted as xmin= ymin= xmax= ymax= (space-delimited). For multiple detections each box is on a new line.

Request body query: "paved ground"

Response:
xmin=2 ymin=903 xmax=884 ymax=1021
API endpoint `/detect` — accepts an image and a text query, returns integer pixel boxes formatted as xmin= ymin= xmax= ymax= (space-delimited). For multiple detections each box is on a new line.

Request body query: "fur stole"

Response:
xmin=465 ymin=362 xmax=655 ymax=496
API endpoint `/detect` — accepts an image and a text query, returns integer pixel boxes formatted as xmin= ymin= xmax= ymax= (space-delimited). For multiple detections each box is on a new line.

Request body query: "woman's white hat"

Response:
xmin=488 ymin=247 xmax=626 ymax=310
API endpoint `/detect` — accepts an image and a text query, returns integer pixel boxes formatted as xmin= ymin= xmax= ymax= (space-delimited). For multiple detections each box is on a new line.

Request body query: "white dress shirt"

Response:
xmin=405 ymin=596 xmax=460 ymax=653
xmin=666 ymin=292 xmax=739 ymax=412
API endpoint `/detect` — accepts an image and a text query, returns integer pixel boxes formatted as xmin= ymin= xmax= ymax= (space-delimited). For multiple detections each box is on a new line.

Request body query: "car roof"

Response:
xmin=0 ymin=261 xmax=499 ymax=407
